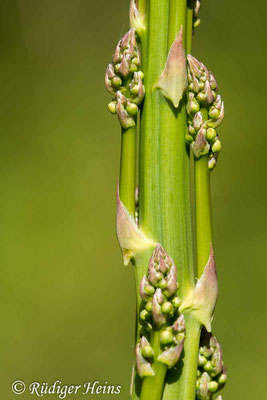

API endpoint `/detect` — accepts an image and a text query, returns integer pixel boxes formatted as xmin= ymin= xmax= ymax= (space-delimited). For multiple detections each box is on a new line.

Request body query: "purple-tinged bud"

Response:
xmin=210 ymin=341 xmax=223 ymax=377
xmin=187 ymin=55 xmax=203 ymax=79
xmin=192 ymin=128 xmax=210 ymax=158
xmin=209 ymin=72 xmax=218 ymax=90
xmin=164 ymin=265 xmax=178 ymax=298
xmin=152 ymin=289 xmax=167 ymax=328
xmin=105 ymin=64 xmax=116 ymax=95
xmin=136 ymin=342 xmax=155 ymax=378
xmin=194 ymin=0 xmax=201 ymax=16
xmin=157 ymin=339 xmax=184 ymax=369
xmin=193 ymin=111 xmax=204 ymax=131
xmin=116 ymin=91 xmax=135 ymax=129
xmin=197 ymin=372 xmax=211 ymax=399
xmin=187 ymin=92 xmax=200 ymax=117
xmin=140 ymin=275 xmax=154 ymax=302
xmin=202 ymin=80 xmax=215 ymax=105
xmin=172 ymin=314 xmax=186 ymax=334
xmin=129 ymin=72 xmax=145 ymax=105
xmin=118 ymin=53 xmax=131 ymax=77
xmin=208 ymin=101 xmax=224 ymax=129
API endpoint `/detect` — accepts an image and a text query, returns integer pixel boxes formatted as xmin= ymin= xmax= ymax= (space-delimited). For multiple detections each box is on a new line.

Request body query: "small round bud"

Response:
xmin=206 ymin=128 xmax=216 ymax=141
xmin=126 ymin=103 xmax=138 ymax=116
xmin=140 ymin=310 xmax=150 ymax=321
xmin=142 ymin=345 xmax=155 ymax=359
xmin=209 ymin=107 xmax=220 ymax=119
xmin=204 ymin=361 xmax=213 ymax=372
xmin=132 ymin=57 xmax=140 ymax=66
xmin=188 ymin=125 xmax=196 ymax=135
xmin=111 ymin=76 xmax=122 ymax=88
xmin=194 ymin=18 xmax=201 ymax=28
xmin=130 ymin=85 xmax=139 ymax=95
xmin=208 ymin=157 xmax=217 ymax=170
xmin=160 ymin=330 xmax=174 ymax=346
xmin=197 ymin=370 xmax=201 ymax=378
xmin=196 ymin=92 xmax=206 ymax=104
xmin=200 ymin=75 xmax=206 ymax=83
xmin=208 ymin=381 xmax=219 ymax=392
xmin=114 ymin=64 xmax=121 ymax=73
xmin=144 ymin=285 xmax=155 ymax=295
xmin=158 ymin=279 xmax=167 ymax=289
xmin=130 ymin=64 xmax=138 ymax=73
xmin=218 ymin=372 xmax=227 ymax=385
xmin=172 ymin=297 xmax=182 ymax=308
xmin=198 ymin=355 xmax=207 ymax=366
xmin=211 ymin=140 xmax=222 ymax=153
xmin=186 ymin=134 xmax=193 ymax=144
xmin=199 ymin=81 xmax=205 ymax=90
xmin=161 ymin=302 xmax=173 ymax=314
xmin=145 ymin=302 xmax=153 ymax=313
xmin=108 ymin=101 xmax=117 ymax=114
xmin=138 ymin=71 xmax=144 ymax=80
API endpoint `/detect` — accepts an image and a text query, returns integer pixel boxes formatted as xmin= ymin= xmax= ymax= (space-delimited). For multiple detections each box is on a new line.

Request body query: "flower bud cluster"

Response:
xmin=136 ymin=244 xmax=185 ymax=377
xmin=186 ymin=55 xmax=224 ymax=169
xmin=196 ymin=331 xmax=227 ymax=399
xmin=105 ymin=29 xmax=145 ymax=129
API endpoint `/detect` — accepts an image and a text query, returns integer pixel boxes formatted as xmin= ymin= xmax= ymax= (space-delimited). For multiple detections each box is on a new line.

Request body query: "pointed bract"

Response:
xmin=116 ymin=185 xmax=156 ymax=265
xmin=129 ymin=0 xmax=145 ymax=34
xmin=155 ymin=28 xmax=187 ymax=108
xmin=136 ymin=342 xmax=155 ymax=378
xmin=157 ymin=339 xmax=184 ymax=369
xmin=180 ymin=245 xmax=218 ymax=331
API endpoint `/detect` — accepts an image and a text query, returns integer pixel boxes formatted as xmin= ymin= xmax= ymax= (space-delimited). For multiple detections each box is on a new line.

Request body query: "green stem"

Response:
xmin=119 ymin=126 xmax=136 ymax=216
xmin=194 ymin=155 xmax=213 ymax=276
xmin=186 ymin=0 xmax=194 ymax=54
xmin=140 ymin=330 xmax=168 ymax=400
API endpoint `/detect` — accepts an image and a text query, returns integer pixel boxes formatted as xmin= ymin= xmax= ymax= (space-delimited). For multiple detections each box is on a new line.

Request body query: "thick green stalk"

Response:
xmin=162 ymin=3 xmax=201 ymax=400
xmin=194 ymin=155 xmax=213 ymax=276
xmin=119 ymin=126 xmax=136 ymax=216
xmin=137 ymin=1 xmax=169 ymax=399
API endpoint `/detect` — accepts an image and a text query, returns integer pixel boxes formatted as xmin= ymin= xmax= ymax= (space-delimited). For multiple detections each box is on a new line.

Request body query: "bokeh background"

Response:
xmin=0 ymin=0 xmax=266 ymax=398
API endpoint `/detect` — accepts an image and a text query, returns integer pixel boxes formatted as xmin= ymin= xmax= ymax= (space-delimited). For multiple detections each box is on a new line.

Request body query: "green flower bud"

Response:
xmin=138 ymin=70 xmax=144 ymax=80
xmin=159 ymin=279 xmax=168 ymax=289
xmin=108 ymin=101 xmax=117 ymax=114
xmin=204 ymin=361 xmax=213 ymax=372
xmin=172 ymin=296 xmax=182 ymax=308
xmin=208 ymin=381 xmax=219 ymax=392
xmin=206 ymin=128 xmax=216 ymax=141
xmin=142 ymin=345 xmax=155 ymax=359
xmin=145 ymin=284 xmax=155 ymax=295
xmin=145 ymin=301 xmax=153 ymax=313
xmin=161 ymin=302 xmax=173 ymax=314
xmin=130 ymin=84 xmax=139 ymax=95
xmin=140 ymin=309 xmax=150 ymax=321
xmin=111 ymin=76 xmax=122 ymax=88
xmin=209 ymin=107 xmax=221 ymax=120
xmin=198 ymin=355 xmax=207 ymax=366
xmin=126 ymin=103 xmax=138 ymax=116
xmin=211 ymin=139 xmax=222 ymax=153
xmin=160 ymin=330 xmax=174 ymax=346
xmin=130 ymin=64 xmax=138 ymax=73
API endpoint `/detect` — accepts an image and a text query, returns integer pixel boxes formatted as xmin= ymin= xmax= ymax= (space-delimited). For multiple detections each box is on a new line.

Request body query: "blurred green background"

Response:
xmin=0 ymin=0 xmax=266 ymax=398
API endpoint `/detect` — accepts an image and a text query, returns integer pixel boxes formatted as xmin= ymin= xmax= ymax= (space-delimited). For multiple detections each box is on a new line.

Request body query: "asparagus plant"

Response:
xmin=105 ymin=1 xmax=226 ymax=399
